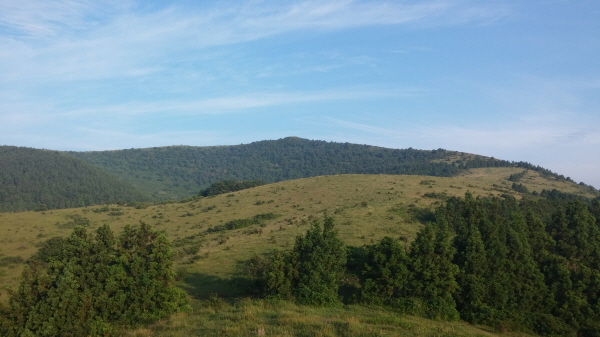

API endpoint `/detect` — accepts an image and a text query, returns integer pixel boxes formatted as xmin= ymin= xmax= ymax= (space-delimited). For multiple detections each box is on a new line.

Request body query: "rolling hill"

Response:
xmin=1 ymin=166 xmax=598 ymax=335
xmin=65 ymin=136 xmax=593 ymax=202
xmin=2 ymin=138 xmax=599 ymax=335
xmin=0 ymin=146 xmax=146 ymax=212
xmin=3 ymin=137 xmax=596 ymax=212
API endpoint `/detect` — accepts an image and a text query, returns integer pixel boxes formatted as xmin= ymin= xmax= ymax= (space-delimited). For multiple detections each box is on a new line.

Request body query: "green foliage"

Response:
xmin=355 ymin=237 xmax=411 ymax=306
xmin=408 ymin=219 xmax=460 ymax=320
xmin=6 ymin=139 xmax=595 ymax=211
xmin=28 ymin=237 xmax=65 ymax=264
xmin=346 ymin=192 xmax=600 ymax=335
xmin=56 ymin=214 xmax=91 ymax=229
xmin=66 ymin=137 xmax=525 ymax=201
xmin=201 ymin=179 xmax=266 ymax=196
xmin=1 ymin=223 xmax=188 ymax=336
xmin=511 ymin=183 xmax=529 ymax=193
xmin=0 ymin=146 xmax=146 ymax=212
xmin=206 ymin=213 xmax=280 ymax=233
xmin=507 ymin=170 xmax=528 ymax=182
xmin=263 ymin=217 xmax=347 ymax=306
xmin=434 ymin=194 xmax=600 ymax=335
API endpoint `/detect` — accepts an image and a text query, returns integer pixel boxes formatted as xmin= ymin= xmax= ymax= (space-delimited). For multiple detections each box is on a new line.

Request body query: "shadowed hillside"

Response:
xmin=0 ymin=146 xmax=146 ymax=212
xmin=65 ymin=137 xmax=562 ymax=201
xmin=4 ymin=138 xmax=595 ymax=212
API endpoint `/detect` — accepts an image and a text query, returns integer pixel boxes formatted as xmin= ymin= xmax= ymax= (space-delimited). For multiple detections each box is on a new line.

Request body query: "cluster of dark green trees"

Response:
xmin=200 ymin=179 xmax=266 ymax=197
xmin=0 ymin=146 xmax=145 ymax=212
xmin=4 ymin=138 xmax=597 ymax=211
xmin=67 ymin=137 xmax=545 ymax=201
xmin=260 ymin=217 xmax=347 ymax=306
xmin=0 ymin=223 xmax=188 ymax=337
xmin=256 ymin=195 xmax=600 ymax=336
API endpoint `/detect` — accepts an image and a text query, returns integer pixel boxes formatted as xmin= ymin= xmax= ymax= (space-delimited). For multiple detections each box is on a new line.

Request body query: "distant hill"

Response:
xmin=3 ymin=137 xmax=596 ymax=211
xmin=0 ymin=146 xmax=146 ymax=212
xmin=65 ymin=137 xmax=536 ymax=201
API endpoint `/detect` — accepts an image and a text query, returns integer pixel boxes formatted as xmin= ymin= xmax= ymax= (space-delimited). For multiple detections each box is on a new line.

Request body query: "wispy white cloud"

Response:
xmin=5 ymin=0 xmax=598 ymax=189
xmin=0 ymin=0 xmax=512 ymax=83
xmin=0 ymin=87 xmax=422 ymax=126
xmin=1 ymin=0 xmax=511 ymax=41
xmin=0 ymin=0 xmax=133 ymax=38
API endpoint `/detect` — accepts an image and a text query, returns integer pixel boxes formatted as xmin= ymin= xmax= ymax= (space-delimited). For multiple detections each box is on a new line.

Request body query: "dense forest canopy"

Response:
xmin=0 ymin=146 xmax=146 ymax=212
xmin=66 ymin=137 xmax=586 ymax=201
xmin=2 ymin=137 xmax=597 ymax=212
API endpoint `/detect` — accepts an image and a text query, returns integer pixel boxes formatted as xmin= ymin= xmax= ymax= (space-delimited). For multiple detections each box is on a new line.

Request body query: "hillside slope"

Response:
xmin=0 ymin=146 xmax=146 ymax=212
xmin=66 ymin=137 xmax=531 ymax=201
xmin=1 ymin=167 xmax=596 ymax=297
xmin=1 ymin=169 xmax=597 ymax=336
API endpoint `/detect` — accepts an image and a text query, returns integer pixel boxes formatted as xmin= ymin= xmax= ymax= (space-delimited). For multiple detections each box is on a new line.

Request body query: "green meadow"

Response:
xmin=1 ymin=168 xmax=596 ymax=336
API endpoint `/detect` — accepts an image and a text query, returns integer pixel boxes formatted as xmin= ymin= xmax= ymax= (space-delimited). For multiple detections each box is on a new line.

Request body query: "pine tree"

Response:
xmin=453 ymin=222 xmax=488 ymax=323
xmin=409 ymin=219 xmax=459 ymax=320
xmin=503 ymin=213 xmax=550 ymax=327
xmin=263 ymin=217 xmax=346 ymax=306
xmin=294 ymin=217 xmax=346 ymax=306
xmin=2 ymin=224 xmax=188 ymax=336
xmin=264 ymin=249 xmax=294 ymax=300
xmin=358 ymin=236 xmax=411 ymax=306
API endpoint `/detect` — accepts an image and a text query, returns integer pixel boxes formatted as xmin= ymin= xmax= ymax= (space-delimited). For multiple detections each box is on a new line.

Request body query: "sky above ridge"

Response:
xmin=1 ymin=0 xmax=599 ymax=188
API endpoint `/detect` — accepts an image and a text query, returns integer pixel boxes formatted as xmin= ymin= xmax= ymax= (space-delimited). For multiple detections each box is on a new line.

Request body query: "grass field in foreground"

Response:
xmin=1 ymin=168 xmax=596 ymax=336
xmin=124 ymin=298 xmax=534 ymax=337
xmin=1 ymin=168 xmax=596 ymax=304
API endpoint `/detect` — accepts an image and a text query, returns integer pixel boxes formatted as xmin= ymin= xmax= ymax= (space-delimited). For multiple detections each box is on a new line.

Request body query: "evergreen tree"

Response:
xmin=409 ymin=219 xmax=459 ymax=320
xmin=293 ymin=217 xmax=347 ymax=306
xmin=1 ymin=224 xmax=188 ymax=336
xmin=117 ymin=222 xmax=187 ymax=325
xmin=453 ymin=222 xmax=488 ymax=323
xmin=263 ymin=217 xmax=346 ymax=306
xmin=503 ymin=213 xmax=550 ymax=327
xmin=357 ymin=236 xmax=411 ymax=306
xmin=264 ymin=249 xmax=294 ymax=300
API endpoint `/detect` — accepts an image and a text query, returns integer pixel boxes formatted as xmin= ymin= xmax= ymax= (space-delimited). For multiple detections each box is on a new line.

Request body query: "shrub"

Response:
xmin=1 ymin=223 xmax=189 ymax=336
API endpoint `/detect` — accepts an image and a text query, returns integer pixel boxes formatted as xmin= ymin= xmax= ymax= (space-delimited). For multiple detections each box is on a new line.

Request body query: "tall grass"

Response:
xmin=124 ymin=297 xmax=532 ymax=337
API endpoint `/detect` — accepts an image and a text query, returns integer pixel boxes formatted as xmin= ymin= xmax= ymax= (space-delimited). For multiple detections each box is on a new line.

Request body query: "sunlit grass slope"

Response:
xmin=124 ymin=299 xmax=532 ymax=337
xmin=1 ymin=167 xmax=595 ymax=301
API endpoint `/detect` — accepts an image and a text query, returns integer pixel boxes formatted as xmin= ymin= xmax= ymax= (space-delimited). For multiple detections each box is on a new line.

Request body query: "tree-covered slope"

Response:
xmin=0 ymin=146 xmax=146 ymax=212
xmin=66 ymin=137 xmax=520 ymax=201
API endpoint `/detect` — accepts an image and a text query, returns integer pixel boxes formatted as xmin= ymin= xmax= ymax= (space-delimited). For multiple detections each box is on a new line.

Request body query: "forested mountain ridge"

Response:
xmin=0 ymin=146 xmax=146 ymax=212
xmin=65 ymin=136 xmax=591 ymax=201
xmin=2 ymin=137 xmax=597 ymax=212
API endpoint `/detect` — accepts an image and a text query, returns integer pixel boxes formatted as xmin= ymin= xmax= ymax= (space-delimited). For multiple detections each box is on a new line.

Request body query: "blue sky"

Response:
xmin=1 ymin=1 xmax=599 ymax=188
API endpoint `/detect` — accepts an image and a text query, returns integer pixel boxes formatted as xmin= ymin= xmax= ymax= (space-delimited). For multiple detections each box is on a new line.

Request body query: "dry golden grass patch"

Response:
xmin=1 ymin=169 xmax=597 ymax=304
xmin=122 ymin=299 xmax=534 ymax=337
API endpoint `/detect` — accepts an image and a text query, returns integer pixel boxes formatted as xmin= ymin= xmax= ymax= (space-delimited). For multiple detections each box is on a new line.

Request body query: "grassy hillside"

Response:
xmin=4 ymin=137 xmax=593 ymax=212
xmin=0 ymin=146 xmax=147 ymax=212
xmin=65 ymin=137 xmax=529 ymax=201
xmin=123 ymin=299 xmax=532 ymax=337
xmin=1 ymin=167 xmax=596 ymax=295
xmin=1 ymin=168 xmax=597 ymax=336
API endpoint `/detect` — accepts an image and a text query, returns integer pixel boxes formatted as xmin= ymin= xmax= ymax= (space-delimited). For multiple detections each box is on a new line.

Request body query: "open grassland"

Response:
xmin=4 ymin=167 xmax=592 ymax=336
xmin=1 ymin=167 xmax=597 ymax=304
xmin=124 ymin=298 xmax=533 ymax=337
